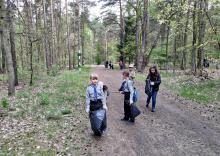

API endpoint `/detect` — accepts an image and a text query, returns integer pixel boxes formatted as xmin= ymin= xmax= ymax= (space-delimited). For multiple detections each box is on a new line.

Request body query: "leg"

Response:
xmin=124 ymin=100 xmax=130 ymax=120
xmin=151 ymin=91 xmax=158 ymax=112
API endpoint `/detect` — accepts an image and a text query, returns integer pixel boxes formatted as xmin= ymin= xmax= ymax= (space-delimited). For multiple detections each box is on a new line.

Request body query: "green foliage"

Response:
xmin=61 ymin=108 xmax=72 ymax=115
xmin=16 ymin=91 xmax=29 ymax=99
xmin=46 ymin=109 xmax=62 ymax=120
xmin=1 ymin=98 xmax=9 ymax=108
xmin=39 ymin=94 xmax=50 ymax=106
xmin=96 ymin=54 xmax=102 ymax=65
xmin=49 ymin=65 xmax=60 ymax=77
xmin=179 ymin=79 xmax=220 ymax=104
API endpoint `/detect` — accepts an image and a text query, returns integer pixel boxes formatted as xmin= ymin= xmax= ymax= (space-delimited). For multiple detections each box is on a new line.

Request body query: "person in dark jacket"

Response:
xmin=146 ymin=66 xmax=161 ymax=112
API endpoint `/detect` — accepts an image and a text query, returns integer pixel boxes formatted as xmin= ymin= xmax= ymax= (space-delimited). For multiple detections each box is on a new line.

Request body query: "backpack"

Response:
xmin=145 ymin=79 xmax=152 ymax=96
xmin=133 ymin=87 xmax=139 ymax=103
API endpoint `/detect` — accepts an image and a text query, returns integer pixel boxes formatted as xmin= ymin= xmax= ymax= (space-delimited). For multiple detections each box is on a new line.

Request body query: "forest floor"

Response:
xmin=0 ymin=66 xmax=220 ymax=156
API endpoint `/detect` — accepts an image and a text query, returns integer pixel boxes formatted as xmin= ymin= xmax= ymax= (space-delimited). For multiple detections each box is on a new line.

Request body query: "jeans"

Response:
xmin=146 ymin=91 xmax=158 ymax=110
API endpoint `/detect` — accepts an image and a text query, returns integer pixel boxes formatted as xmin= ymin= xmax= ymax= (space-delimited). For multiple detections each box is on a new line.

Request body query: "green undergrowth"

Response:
xmin=163 ymin=76 xmax=220 ymax=105
xmin=136 ymin=71 xmax=220 ymax=105
xmin=0 ymin=67 xmax=92 ymax=155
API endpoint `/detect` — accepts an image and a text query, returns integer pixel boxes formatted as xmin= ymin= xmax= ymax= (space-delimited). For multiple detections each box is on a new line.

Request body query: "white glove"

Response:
xmin=150 ymin=82 xmax=154 ymax=85
xmin=103 ymin=104 xmax=108 ymax=111
xmin=86 ymin=106 xmax=90 ymax=113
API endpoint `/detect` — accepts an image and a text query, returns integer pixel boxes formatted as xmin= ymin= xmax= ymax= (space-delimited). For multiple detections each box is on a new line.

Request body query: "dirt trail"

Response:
xmin=87 ymin=67 xmax=220 ymax=156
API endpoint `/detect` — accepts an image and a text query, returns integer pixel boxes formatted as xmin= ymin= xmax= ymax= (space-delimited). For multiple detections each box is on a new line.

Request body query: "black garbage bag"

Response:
xmin=89 ymin=109 xmax=107 ymax=136
xmin=131 ymin=104 xmax=141 ymax=118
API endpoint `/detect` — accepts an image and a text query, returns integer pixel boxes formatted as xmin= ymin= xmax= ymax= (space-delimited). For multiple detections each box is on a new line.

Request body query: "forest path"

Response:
xmin=87 ymin=67 xmax=220 ymax=156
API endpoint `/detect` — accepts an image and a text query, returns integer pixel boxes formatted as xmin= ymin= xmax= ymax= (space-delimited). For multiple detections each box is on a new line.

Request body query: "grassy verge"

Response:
xmin=136 ymin=70 xmax=220 ymax=105
xmin=0 ymin=67 xmax=92 ymax=155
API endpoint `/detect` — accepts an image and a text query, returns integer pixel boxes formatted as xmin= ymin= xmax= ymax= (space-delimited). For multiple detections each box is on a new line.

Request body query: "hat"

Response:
xmin=129 ymin=64 xmax=134 ymax=68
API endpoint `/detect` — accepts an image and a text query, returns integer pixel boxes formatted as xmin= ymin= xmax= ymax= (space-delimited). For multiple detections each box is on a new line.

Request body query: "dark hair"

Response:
xmin=148 ymin=65 xmax=159 ymax=77
xmin=122 ymin=71 xmax=130 ymax=77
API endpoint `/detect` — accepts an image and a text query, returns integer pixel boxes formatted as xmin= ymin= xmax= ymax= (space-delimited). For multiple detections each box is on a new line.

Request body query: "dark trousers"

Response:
xmin=147 ymin=91 xmax=158 ymax=110
xmin=124 ymin=92 xmax=133 ymax=120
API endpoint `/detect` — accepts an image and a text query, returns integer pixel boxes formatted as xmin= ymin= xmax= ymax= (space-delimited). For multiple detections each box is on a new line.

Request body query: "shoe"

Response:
xmin=129 ymin=119 xmax=135 ymax=123
xmin=151 ymin=109 xmax=155 ymax=112
xmin=121 ymin=118 xmax=129 ymax=121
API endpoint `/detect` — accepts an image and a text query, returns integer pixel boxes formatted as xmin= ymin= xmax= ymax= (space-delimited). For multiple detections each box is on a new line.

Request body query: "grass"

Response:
xmin=179 ymin=79 xmax=220 ymax=104
xmin=0 ymin=67 xmax=91 ymax=155
xmin=1 ymin=98 xmax=9 ymax=108
xmin=136 ymin=70 xmax=220 ymax=105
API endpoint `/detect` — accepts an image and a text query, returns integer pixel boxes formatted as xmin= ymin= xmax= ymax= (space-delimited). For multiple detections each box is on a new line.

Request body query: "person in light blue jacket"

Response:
xmin=86 ymin=74 xmax=107 ymax=113
xmin=119 ymin=71 xmax=135 ymax=122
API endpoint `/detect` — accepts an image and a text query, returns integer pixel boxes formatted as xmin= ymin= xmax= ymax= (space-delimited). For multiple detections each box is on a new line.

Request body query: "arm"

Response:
xmin=128 ymin=80 xmax=134 ymax=104
xmin=154 ymin=75 xmax=161 ymax=85
xmin=86 ymin=87 xmax=90 ymax=113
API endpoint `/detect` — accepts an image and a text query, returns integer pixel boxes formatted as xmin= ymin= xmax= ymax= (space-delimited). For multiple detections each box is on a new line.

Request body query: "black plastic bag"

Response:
xmin=145 ymin=79 xmax=152 ymax=96
xmin=131 ymin=104 xmax=141 ymax=118
xmin=89 ymin=109 xmax=107 ymax=135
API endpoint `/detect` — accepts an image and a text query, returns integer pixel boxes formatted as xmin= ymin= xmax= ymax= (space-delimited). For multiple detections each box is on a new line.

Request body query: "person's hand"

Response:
xmin=150 ymin=82 xmax=154 ymax=85
xmin=120 ymin=91 xmax=124 ymax=94
xmin=103 ymin=105 xmax=108 ymax=111
xmin=86 ymin=108 xmax=90 ymax=113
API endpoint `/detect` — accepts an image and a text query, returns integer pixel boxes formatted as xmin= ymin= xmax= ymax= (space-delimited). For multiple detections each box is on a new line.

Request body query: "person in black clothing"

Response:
xmin=105 ymin=61 xmax=109 ymax=68
xmin=146 ymin=66 xmax=161 ymax=112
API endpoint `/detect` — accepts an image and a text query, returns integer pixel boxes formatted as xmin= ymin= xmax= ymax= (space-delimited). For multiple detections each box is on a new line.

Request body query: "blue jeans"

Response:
xmin=146 ymin=91 xmax=158 ymax=110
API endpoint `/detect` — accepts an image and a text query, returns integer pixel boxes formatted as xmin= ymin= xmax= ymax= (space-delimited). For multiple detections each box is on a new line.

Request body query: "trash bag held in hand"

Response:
xmin=89 ymin=109 xmax=107 ymax=136
xmin=131 ymin=104 xmax=141 ymax=118
xmin=145 ymin=79 xmax=152 ymax=96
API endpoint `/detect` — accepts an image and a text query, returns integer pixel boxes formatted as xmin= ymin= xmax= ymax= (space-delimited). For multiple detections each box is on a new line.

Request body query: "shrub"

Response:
xmin=46 ymin=109 xmax=62 ymax=120
xmin=39 ymin=94 xmax=49 ymax=106
xmin=1 ymin=98 xmax=9 ymax=108
xmin=61 ymin=108 xmax=72 ymax=115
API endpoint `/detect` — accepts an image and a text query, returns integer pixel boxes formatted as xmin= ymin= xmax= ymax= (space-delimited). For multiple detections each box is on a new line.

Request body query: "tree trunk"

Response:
xmin=0 ymin=31 xmax=6 ymax=73
xmin=192 ymin=1 xmax=197 ymax=74
xmin=165 ymin=23 xmax=170 ymax=72
xmin=119 ymin=0 xmax=125 ymax=63
xmin=43 ymin=0 xmax=50 ymax=73
xmin=197 ymin=0 xmax=207 ymax=70
xmin=65 ymin=0 xmax=71 ymax=70
xmin=141 ymin=0 xmax=150 ymax=72
xmin=7 ymin=0 xmax=18 ymax=86
xmin=1 ymin=0 xmax=15 ymax=95
xmin=135 ymin=0 xmax=141 ymax=70
xmin=181 ymin=0 xmax=191 ymax=70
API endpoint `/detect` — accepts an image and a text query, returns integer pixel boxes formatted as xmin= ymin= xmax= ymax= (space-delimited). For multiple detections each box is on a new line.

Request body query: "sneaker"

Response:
xmin=129 ymin=118 xmax=135 ymax=123
xmin=121 ymin=118 xmax=129 ymax=121
xmin=151 ymin=109 xmax=155 ymax=112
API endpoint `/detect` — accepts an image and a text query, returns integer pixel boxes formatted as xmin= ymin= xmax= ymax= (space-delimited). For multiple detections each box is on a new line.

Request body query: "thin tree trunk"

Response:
xmin=181 ymin=0 xmax=191 ymax=70
xmin=192 ymin=1 xmax=197 ymax=74
xmin=43 ymin=0 xmax=50 ymax=73
xmin=0 ymin=31 xmax=6 ymax=73
xmin=119 ymin=0 xmax=125 ymax=63
xmin=141 ymin=0 xmax=150 ymax=71
xmin=165 ymin=23 xmax=170 ymax=72
xmin=65 ymin=0 xmax=71 ymax=70
xmin=197 ymin=0 xmax=207 ymax=70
